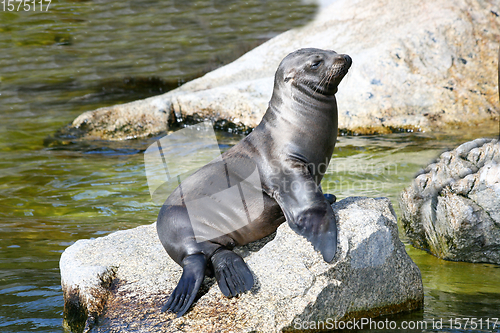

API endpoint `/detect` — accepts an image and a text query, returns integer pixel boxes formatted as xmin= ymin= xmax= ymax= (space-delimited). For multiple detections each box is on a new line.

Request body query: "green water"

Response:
xmin=1 ymin=0 xmax=500 ymax=332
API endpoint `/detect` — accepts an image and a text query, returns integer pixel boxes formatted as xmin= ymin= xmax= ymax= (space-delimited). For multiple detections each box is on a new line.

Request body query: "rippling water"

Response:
xmin=1 ymin=1 xmax=499 ymax=332
xmin=0 ymin=1 xmax=317 ymax=331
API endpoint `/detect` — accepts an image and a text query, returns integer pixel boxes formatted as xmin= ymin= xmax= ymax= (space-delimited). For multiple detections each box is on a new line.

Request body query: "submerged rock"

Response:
xmin=399 ymin=138 xmax=500 ymax=263
xmin=60 ymin=197 xmax=423 ymax=333
xmin=64 ymin=0 xmax=499 ymax=140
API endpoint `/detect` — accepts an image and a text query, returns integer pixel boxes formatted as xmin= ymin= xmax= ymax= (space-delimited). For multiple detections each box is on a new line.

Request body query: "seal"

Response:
xmin=157 ymin=48 xmax=352 ymax=316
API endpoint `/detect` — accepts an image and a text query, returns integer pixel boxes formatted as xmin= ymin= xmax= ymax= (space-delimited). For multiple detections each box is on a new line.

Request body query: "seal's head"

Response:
xmin=278 ymin=48 xmax=352 ymax=96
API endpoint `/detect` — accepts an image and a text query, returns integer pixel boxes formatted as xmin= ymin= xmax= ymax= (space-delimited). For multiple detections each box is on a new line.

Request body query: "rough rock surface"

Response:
xmin=60 ymin=197 xmax=423 ymax=333
xmin=399 ymin=138 xmax=500 ymax=263
xmin=65 ymin=0 xmax=500 ymax=140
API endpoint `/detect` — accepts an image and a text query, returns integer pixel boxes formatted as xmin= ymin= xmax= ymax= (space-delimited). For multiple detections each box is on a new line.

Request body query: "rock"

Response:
xmin=64 ymin=0 xmax=500 ymax=141
xmin=66 ymin=97 xmax=171 ymax=141
xmin=60 ymin=197 xmax=423 ymax=333
xmin=399 ymin=138 xmax=500 ymax=263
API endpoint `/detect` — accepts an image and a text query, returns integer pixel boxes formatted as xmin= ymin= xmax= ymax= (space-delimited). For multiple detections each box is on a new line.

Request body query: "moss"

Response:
xmin=339 ymin=125 xmax=422 ymax=136
xmin=62 ymin=287 xmax=87 ymax=333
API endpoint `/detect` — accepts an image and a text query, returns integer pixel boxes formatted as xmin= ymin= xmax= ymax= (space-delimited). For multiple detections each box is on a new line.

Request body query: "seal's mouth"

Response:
xmin=327 ymin=55 xmax=352 ymax=83
xmin=315 ymin=54 xmax=351 ymax=95
xmin=328 ymin=64 xmax=347 ymax=79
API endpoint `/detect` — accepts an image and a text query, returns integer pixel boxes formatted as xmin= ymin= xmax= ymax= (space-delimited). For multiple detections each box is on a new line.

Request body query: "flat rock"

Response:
xmin=60 ymin=197 xmax=423 ymax=333
xmin=64 ymin=0 xmax=500 ymax=140
xmin=399 ymin=138 xmax=500 ymax=263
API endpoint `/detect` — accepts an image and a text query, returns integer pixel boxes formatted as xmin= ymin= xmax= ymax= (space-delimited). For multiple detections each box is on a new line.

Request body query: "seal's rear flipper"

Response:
xmin=211 ymin=248 xmax=254 ymax=297
xmin=162 ymin=253 xmax=206 ymax=317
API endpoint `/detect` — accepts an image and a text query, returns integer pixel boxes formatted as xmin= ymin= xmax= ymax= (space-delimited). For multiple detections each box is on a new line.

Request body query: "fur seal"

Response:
xmin=157 ymin=48 xmax=352 ymax=316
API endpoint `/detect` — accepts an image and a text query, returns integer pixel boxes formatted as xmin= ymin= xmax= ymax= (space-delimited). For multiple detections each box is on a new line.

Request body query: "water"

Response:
xmin=1 ymin=0 xmax=499 ymax=332
xmin=0 ymin=1 xmax=317 ymax=331
xmin=325 ymin=132 xmax=500 ymax=333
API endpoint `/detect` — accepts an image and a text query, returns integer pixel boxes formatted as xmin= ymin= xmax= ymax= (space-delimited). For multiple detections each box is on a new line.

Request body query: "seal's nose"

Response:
xmin=343 ymin=54 xmax=352 ymax=67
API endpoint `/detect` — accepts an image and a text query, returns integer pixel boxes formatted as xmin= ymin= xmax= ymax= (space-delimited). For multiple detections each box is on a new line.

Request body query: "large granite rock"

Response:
xmin=64 ymin=0 xmax=500 ymax=140
xmin=60 ymin=197 xmax=423 ymax=333
xmin=400 ymin=138 xmax=500 ymax=263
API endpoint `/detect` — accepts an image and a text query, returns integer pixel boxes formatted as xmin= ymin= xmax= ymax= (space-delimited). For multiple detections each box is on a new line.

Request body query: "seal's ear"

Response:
xmin=284 ymin=68 xmax=296 ymax=83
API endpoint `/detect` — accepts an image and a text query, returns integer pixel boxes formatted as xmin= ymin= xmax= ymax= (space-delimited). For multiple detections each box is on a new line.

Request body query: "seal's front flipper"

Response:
xmin=211 ymin=248 xmax=254 ymax=297
xmin=270 ymin=163 xmax=338 ymax=263
xmin=323 ymin=193 xmax=336 ymax=204
xmin=288 ymin=203 xmax=338 ymax=263
xmin=162 ymin=253 xmax=206 ymax=317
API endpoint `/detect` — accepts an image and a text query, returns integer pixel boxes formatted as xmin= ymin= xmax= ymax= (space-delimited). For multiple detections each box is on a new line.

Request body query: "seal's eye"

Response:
xmin=310 ymin=60 xmax=323 ymax=70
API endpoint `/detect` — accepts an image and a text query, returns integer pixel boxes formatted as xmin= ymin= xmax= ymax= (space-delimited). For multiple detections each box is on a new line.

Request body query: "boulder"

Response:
xmin=60 ymin=197 xmax=423 ymax=333
xmin=399 ymin=138 xmax=500 ymax=263
xmin=64 ymin=0 xmax=500 ymax=140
